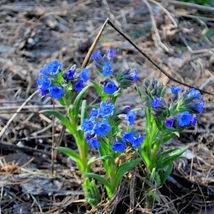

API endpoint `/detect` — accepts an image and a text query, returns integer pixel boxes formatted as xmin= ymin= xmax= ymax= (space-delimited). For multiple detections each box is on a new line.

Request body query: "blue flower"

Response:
xmin=66 ymin=69 xmax=75 ymax=80
xmin=40 ymin=60 xmax=62 ymax=76
xmin=90 ymin=108 xmax=99 ymax=119
xmin=132 ymin=136 xmax=144 ymax=148
xmin=103 ymin=80 xmax=118 ymax=94
xmin=38 ymin=88 xmax=48 ymax=96
xmin=112 ymin=141 xmax=125 ymax=152
xmin=84 ymin=131 xmax=94 ymax=140
xmin=94 ymin=120 xmax=111 ymax=136
xmin=102 ymin=62 xmax=113 ymax=76
xmin=195 ymin=100 xmax=204 ymax=114
xmin=170 ymin=86 xmax=182 ymax=94
xmin=126 ymin=111 xmax=136 ymax=126
xmin=152 ymin=96 xmax=162 ymax=108
xmin=99 ymin=102 xmax=114 ymax=118
xmin=88 ymin=138 xmax=100 ymax=149
xmin=91 ymin=50 xmax=102 ymax=61
xmin=36 ymin=76 xmax=51 ymax=90
xmin=74 ymin=80 xmax=84 ymax=92
xmin=184 ymin=88 xmax=201 ymax=101
xmin=107 ymin=49 xmax=116 ymax=60
xmin=130 ymin=70 xmax=139 ymax=82
xmin=117 ymin=106 xmax=132 ymax=115
xmin=165 ymin=117 xmax=174 ymax=128
xmin=116 ymin=69 xmax=133 ymax=89
xmin=191 ymin=116 xmax=197 ymax=126
xmin=49 ymin=85 xmax=64 ymax=98
xmin=80 ymin=68 xmax=89 ymax=82
xmin=122 ymin=131 xmax=135 ymax=143
xmin=177 ymin=111 xmax=192 ymax=127
xmin=81 ymin=118 xmax=95 ymax=132
xmin=187 ymin=99 xmax=204 ymax=114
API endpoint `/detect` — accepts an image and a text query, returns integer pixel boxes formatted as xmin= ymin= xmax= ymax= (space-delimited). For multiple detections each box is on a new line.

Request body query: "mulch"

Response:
xmin=0 ymin=0 xmax=214 ymax=213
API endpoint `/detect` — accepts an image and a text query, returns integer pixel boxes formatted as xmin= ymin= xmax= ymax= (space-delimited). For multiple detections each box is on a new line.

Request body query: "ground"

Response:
xmin=0 ymin=0 xmax=214 ymax=213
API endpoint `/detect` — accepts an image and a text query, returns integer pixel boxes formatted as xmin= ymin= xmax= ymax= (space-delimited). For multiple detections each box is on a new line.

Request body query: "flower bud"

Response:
xmin=186 ymin=100 xmax=204 ymax=114
xmin=116 ymin=106 xmax=132 ymax=115
xmin=141 ymin=78 xmax=166 ymax=104
xmin=116 ymin=69 xmax=134 ymax=89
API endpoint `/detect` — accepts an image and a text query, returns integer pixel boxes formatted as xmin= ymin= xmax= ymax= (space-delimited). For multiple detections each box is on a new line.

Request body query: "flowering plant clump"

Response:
xmin=137 ymin=78 xmax=204 ymax=205
xmin=37 ymin=49 xmax=204 ymax=208
xmin=37 ymin=49 xmax=143 ymax=206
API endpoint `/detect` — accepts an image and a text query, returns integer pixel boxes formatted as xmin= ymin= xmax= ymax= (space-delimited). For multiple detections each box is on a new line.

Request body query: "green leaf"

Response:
xmin=40 ymin=110 xmax=75 ymax=134
xmin=115 ymin=158 xmax=141 ymax=187
xmin=84 ymin=173 xmax=113 ymax=197
xmin=57 ymin=72 xmax=63 ymax=84
xmin=162 ymin=146 xmax=188 ymax=168
xmin=160 ymin=163 xmax=173 ymax=185
xmin=86 ymin=179 xmax=101 ymax=207
xmin=99 ymin=140 xmax=113 ymax=178
xmin=91 ymin=80 xmax=103 ymax=97
xmin=81 ymin=100 xmax=87 ymax=126
xmin=73 ymin=84 xmax=91 ymax=123
xmin=55 ymin=146 xmax=84 ymax=171
xmin=58 ymin=97 xmax=66 ymax=106
xmin=87 ymin=155 xmax=113 ymax=168
xmin=156 ymin=148 xmax=179 ymax=160
xmin=138 ymin=148 xmax=150 ymax=167
xmin=136 ymin=86 xmax=143 ymax=99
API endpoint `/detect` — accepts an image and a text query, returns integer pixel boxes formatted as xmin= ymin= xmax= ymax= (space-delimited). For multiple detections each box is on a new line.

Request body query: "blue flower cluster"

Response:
xmin=81 ymin=101 xmax=114 ymax=149
xmin=36 ymin=60 xmax=89 ymax=99
xmin=92 ymin=49 xmax=139 ymax=94
xmin=81 ymin=101 xmax=144 ymax=152
xmin=150 ymin=86 xmax=204 ymax=129
xmin=112 ymin=110 xmax=144 ymax=152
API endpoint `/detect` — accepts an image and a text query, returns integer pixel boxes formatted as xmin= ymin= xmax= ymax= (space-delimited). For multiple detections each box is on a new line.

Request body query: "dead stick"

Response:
xmin=107 ymin=19 xmax=214 ymax=96
xmin=0 ymin=91 xmax=38 ymax=139
xmin=81 ymin=18 xmax=109 ymax=69
xmin=169 ymin=0 xmax=214 ymax=13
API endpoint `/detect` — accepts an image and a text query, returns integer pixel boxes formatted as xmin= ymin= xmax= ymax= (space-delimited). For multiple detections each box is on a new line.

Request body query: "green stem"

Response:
xmin=75 ymin=132 xmax=87 ymax=172
xmin=149 ymin=143 xmax=159 ymax=171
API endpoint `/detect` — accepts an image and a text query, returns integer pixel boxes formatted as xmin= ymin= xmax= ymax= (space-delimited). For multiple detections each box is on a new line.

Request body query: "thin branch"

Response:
xmin=0 ymin=90 xmax=38 ymax=139
xmin=149 ymin=0 xmax=177 ymax=27
xmin=81 ymin=18 xmax=109 ymax=69
xmin=169 ymin=0 xmax=214 ymax=13
xmin=106 ymin=19 xmax=214 ymax=96
xmin=142 ymin=0 xmax=169 ymax=52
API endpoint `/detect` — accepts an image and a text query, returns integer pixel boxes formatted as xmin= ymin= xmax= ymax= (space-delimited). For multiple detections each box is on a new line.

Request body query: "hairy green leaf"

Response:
xmin=55 ymin=146 xmax=84 ymax=170
xmin=73 ymin=84 xmax=91 ymax=123
xmin=162 ymin=146 xmax=188 ymax=168
xmin=40 ymin=110 xmax=75 ymax=134
xmin=84 ymin=173 xmax=112 ymax=197
xmin=161 ymin=163 xmax=173 ymax=185
xmin=115 ymin=158 xmax=141 ymax=187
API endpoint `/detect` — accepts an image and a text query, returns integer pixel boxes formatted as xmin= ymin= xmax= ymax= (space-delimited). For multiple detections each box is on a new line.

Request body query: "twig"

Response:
xmin=175 ymin=13 xmax=214 ymax=22
xmin=77 ymin=18 xmax=214 ymax=96
xmin=0 ymin=104 xmax=64 ymax=112
xmin=106 ymin=19 xmax=214 ymax=96
xmin=142 ymin=0 xmax=169 ymax=52
xmin=81 ymin=18 xmax=109 ymax=69
xmin=0 ymin=90 xmax=38 ymax=139
xmin=179 ymin=32 xmax=214 ymax=54
xmin=102 ymin=0 xmax=122 ymax=28
xmin=0 ymin=142 xmax=50 ymax=156
xmin=169 ymin=0 xmax=214 ymax=13
xmin=149 ymin=0 xmax=178 ymax=27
